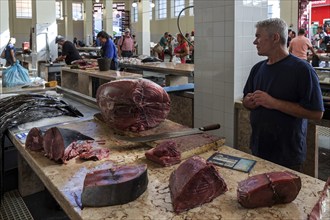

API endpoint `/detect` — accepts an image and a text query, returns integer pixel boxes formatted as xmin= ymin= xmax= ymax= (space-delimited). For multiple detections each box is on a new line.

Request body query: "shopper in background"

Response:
xmin=55 ymin=35 xmax=81 ymax=65
xmin=312 ymin=26 xmax=328 ymax=49
xmin=132 ymin=34 xmax=138 ymax=56
xmin=158 ymin=32 xmax=169 ymax=61
xmin=287 ymin=29 xmax=292 ymax=47
xmin=167 ymin=34 xmax=175 ymax=62
xmin=289 ymin=28 xmax=316 ymax=60
xmin=174 ymin=33 xmax=189 ymax=63
xmin=1 ymin=37 xmax=16 ymax=67
xmin=97 ymin=31 xmax=118 ymax=70
xmin=243 ymin=18 xmax=324 ymax=172
xmin=117 ymin=28 xmax=135 ymax=58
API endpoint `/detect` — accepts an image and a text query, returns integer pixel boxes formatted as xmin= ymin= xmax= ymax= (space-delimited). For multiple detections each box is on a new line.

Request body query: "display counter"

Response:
xmin=119 ymin=62 xmax=194 ymax=86
xmin=7 ymin=115 xmax=325 ymax=219
xmin=61 ymin=67 xmax=141 ymax=97
xmin=234 ymin=100 xmax=330 ymax=178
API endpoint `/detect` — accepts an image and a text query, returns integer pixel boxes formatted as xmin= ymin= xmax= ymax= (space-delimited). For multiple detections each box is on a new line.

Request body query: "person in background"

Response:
xmin=290 ymin=31 xmax=296 ymax=39
xmin=73 ymin=37 xmax=78 ymax=47
xmin=243 ymin=18 xmax=324 ymax=172
xmin=174 ymin=33 xmax=189 ymax=63
xmin=55 ymin=35 xmax=81 ymax=65
xmin=313 ymin=26 xmax=328 ymax=49
xmin=158 ymin=32 xmax=169 ymax=61
xmin=185 ymin=32 xmax=191 ymax=42
xmin=132 ymin=34 xmax=138 ymax=56
xmin=167 ymin=34 xmax=175 ymax=62
xmin=289 ymin=28 xmax=316 ymax=61
xmin=117 ymin=28 xmax=135 ymax=58
xmin=190 ymin=30 xmax=195 ymax=43
xmin=2 ymin=37 xmax=16 ymax=67
xmin=287 ymin=29 xmax=292 ymax=47
xmin=97 ymin=31 xmax=118 ymax=70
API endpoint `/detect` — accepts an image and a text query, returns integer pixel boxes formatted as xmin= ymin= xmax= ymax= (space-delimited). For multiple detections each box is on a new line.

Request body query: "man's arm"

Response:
xmin=308 ymin=45 xmax=317 ymax=56
xmin=10 ymin=49 xmax=16 ymax=63
xmin=252 ymin=90 xmax=323 ymax=120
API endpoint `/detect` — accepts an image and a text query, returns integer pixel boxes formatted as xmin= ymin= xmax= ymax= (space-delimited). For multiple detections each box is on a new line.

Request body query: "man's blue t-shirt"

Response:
xmin=243 ymin=54 xmax=324 ymax=167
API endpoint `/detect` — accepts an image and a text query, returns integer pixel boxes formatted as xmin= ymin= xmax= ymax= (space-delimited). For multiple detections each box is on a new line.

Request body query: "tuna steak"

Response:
xmin=237 ymin=171 xmax=301 ymax=208
xmin=25 ymin=127 xmax=44 ymax=151
xmin=169 ymin=156 xmax=228 ymax=213
xmin=81 ymin=164 xmax=148 ymax=207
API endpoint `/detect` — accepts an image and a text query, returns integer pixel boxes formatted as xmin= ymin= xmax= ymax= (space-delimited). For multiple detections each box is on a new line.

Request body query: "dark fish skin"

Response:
xmin=0 ymin=94 xmax=84 ymax=140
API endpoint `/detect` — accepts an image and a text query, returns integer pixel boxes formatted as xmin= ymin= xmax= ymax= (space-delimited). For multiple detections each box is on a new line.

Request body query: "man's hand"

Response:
xmin=252 ymin=90 xmax=277 ymax=109
xmin=243 ymin=93 xmax=259 ymax=110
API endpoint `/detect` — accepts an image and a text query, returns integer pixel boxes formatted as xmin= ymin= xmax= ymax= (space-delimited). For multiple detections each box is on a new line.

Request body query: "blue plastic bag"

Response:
xmin=3 ymin=61 xmax=31 ymax=87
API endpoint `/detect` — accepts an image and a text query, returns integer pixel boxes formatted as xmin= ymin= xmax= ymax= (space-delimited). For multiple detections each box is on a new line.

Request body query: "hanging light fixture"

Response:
xmin=95 ymin=0 xmax=99 ymax=3
xmin=132 ymin=0 xmax=137 ymax=8
xmin=150 ymin=0 xmax=155 ymax=8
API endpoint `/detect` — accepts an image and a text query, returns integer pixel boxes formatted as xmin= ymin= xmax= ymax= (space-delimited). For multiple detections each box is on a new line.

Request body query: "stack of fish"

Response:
xmin=0 ymin=94 xmax=83 ymax=139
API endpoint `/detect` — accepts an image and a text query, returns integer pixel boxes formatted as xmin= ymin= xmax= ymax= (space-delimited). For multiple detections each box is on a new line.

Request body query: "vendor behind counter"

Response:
xmin=55 ymin=35 xmax=81 ymax=65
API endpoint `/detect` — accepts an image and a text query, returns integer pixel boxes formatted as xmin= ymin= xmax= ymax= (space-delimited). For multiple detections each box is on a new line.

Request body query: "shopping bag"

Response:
xmin=3 ymin=61 xmax=31 ymax=87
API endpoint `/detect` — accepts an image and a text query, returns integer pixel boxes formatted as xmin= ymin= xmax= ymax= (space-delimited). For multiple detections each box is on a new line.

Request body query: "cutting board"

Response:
xmin=94 ymin=113 xmax=225 ymax=160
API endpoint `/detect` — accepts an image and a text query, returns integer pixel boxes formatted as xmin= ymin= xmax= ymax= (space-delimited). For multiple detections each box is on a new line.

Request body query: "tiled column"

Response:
xmin=137 ymin=0 xmax=151 ymax=55
xmin=194 ymin=0 xmax=267 ymax=147
xmin=83 ymin=0 xmax=93 ymax=46
xmin=63 ymin=0 xmax=74 ymax=41
xmin=32 ymin=0 xmax=58 ymax=63
xmin=0 ymin=0 xmax=9 ymax=66
xmin=103 ymin=0 xmax=114 ymax=36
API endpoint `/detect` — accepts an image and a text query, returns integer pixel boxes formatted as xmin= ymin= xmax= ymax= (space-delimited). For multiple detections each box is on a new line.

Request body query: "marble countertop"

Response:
xmin=61 ymin=67 xmax=142 ymax=81
xmin=119 ymin=62 xmax=194 ymax=76
xmin=9 ymin=118 xmax=326 ymax=220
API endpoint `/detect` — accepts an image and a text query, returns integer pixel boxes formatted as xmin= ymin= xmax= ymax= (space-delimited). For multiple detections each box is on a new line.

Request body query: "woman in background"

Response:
xmin=2 ymin=37 xmax=16 ymax=67
xmin=174 ymin=33 xmax=189 ymax=63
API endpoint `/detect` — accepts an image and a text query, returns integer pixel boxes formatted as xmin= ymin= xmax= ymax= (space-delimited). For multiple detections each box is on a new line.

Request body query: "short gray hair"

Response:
xmin=255 ymin=18 xmax=288 ymax=46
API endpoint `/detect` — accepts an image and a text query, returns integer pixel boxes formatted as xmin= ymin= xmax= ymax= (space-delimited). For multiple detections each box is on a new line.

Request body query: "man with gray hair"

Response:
xmin=243 ymin=18 xmax=324 ymax=171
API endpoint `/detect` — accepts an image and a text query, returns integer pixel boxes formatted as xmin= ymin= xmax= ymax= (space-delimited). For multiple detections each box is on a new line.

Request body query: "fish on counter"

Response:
xmin=81 ymin=164 xmax=148 ymax=207
xmin=145 ymin=141 xmax=181 ymax=166
xmin=237 ymin=171 xmax=301 ymax=208
xmin=96 ymin=78 xmax=171 ymax=132
xmin=25 ymin=127 xmax=44 ymax=151
xmin=308 ymin=177 xmax=330 ymax=220
xmin=43 ymin=127 xmax=94 ymax=163
xmin=0 ymin=94 xmax=83 ymax=140
xmin=79 ymin=148 xmax=110 ymax=161
xmin=26 ymin=126 xmax=111 ymax=163
xmin=169 ymin=156 xmax=228 ymax=213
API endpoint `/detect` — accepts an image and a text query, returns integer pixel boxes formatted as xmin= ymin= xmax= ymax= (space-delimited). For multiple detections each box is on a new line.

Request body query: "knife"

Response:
xmin=115 ymin=124 xmax=221 ymax=142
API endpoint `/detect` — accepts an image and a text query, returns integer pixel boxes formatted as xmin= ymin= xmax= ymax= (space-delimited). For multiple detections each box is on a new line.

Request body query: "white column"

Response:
xmin=103 ymin=0 xmax=114 ymax=36
xmin=280 ymin=0 xmax=298 ymax=31
xmin=32 ymin=0 xmax=57 ymax=64
xmin=83 ymin=0 xmax=93 ymax=46
xmin=0 ymin=0 xmax=10 ymax=66
xmin=137 ymin=0 xmax=151 ymax=55
xmin=194 ymin=0 xmax=267 ymax=146
xmin=64 ymin=0 xmax=74 ymax=40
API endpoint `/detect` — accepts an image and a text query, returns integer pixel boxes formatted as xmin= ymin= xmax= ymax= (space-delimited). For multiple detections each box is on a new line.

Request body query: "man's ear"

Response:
xmin=273 ymin=33 xmax=281 ymax=43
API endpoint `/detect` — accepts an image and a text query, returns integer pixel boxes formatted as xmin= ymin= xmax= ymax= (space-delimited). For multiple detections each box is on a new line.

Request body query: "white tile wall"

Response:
xmin=194 ymin=0 xmax=268 ymax=147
